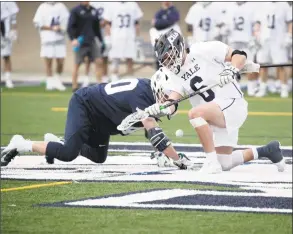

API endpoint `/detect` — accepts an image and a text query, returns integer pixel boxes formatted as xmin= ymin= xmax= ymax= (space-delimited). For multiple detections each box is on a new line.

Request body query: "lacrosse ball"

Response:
xmin=175 ymin=129 xmax=184 ymax=137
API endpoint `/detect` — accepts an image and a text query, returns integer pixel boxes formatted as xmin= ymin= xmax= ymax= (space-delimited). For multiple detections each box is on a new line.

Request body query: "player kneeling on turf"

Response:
xmin=1 ymin=76 xmax=191 ymax=170
xmin=144 ymin=29 xmax=286 ymax=174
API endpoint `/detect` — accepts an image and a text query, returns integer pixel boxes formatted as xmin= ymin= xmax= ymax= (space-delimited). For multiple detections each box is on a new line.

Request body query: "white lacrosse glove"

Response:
xmin=283 ymin=33 xmax=292 ymax=48
xmin=218 ymin=65 xmax=240 ymax=88
xmin=173 ymin=153 xmax=192 ymax=170
xmin=150 ymin=151 xmax=174 ymax=167
xmin=144 ymin=103 xmax=172 ymax=118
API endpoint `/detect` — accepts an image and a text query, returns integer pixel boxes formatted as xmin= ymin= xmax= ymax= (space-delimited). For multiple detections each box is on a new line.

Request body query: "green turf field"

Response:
xmin=1 ymin=86 xmax=292 ymax=234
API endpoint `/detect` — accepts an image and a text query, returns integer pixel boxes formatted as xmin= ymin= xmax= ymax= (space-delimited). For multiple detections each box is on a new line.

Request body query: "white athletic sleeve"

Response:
xmin=133 ymin=2 xmax=143 ymax=21
xmin=286 ymin=4 xmax=292 ymax=23
xmin=192 ymin=41 xmax=229 ymax=63
xmin=58 ymin=3 xmax=69 ymax=31
xmin=185 ymin=4 xmax=197 ymax=24
xmin=1 ymin=2 xmax=19 ymax=20
xmin=102 ymin=3 xmax=113 ymax=22
xmin=33 ymin=4 xmax=45 ymax=27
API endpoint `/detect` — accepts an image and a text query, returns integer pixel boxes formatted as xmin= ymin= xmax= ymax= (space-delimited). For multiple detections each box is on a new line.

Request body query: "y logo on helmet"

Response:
xmin=167 ymin=31 xmax=179 ymax=44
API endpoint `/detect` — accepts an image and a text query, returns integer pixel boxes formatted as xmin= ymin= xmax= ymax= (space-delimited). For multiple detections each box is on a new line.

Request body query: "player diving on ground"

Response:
xmin=142 ymin=29 xmax=286 ymax=174
xmin=1 ymin=77 xmax=190 ymax=169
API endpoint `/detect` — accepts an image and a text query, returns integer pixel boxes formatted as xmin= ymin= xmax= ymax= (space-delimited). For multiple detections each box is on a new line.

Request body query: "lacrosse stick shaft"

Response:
xmin=161 ymin=83 xmax=219 ymax=110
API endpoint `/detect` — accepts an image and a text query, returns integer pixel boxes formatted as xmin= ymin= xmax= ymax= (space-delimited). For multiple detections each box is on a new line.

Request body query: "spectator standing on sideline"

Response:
xmin=67 ymin=1 xmax=105 ymax=91
xmin=1 ymin=1 xmax=19 ymax=89
xmin=33 ymin=2 xmax=68 ymax=91
xmin=149 ymin=2 xmax=181 ymax=70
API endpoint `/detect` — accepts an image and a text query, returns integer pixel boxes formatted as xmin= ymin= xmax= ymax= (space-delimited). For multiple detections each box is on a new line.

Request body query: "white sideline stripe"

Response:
xmin=1 ymin=142 xmax=292 ymax=150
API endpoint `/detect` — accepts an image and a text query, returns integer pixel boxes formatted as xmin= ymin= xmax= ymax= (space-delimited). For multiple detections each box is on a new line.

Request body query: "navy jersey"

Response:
xmin=75 ymin=78 xmax=155 ymax=129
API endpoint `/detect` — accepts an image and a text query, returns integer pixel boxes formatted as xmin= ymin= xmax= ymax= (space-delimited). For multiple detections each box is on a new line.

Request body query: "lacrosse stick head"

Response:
xmin=117 ymin=109 xmax=149 ymax=132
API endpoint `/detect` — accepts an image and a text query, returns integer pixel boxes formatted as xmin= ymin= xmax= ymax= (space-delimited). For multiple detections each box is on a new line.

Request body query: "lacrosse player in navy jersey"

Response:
xmin=1 ymin=75 xmax=190 ymax=170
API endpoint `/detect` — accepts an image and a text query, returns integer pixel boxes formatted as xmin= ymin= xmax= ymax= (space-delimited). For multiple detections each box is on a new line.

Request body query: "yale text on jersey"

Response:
xmin=181 ymin=64 xmax=200 ymax=81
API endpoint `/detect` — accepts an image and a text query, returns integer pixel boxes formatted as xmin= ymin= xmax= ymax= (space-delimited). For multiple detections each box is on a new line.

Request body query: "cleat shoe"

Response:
xmin=5 ymin=79 xmax=14 ymax=89
xmin=1 ymin=149 xmax=19 ymax=166
xmin=1 ymin=135 xmax=31 ymax=166
xmin=257 ymin=141 xmax=285 ymax=172
xmin=44 ymin=133 xmax=64 ymax=164
xmin=199 ymin=160 xmax=222 ymax=174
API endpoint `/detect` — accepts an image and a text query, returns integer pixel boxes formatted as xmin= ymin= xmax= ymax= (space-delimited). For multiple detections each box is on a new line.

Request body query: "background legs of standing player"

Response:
xmin=101 ymin=57 xmax=109 ymax=83
xmin=72 ymin=63 xmax=81 ymax=92
xmin=81 ymin=57 xmax=91 ymax=88
xmin=110 ymin=58 xmax=120 ymax=82
xmin=126 ymin=58 xmax=134 ymax=78
xmin=246 ymin=72 xmax=258 ymax=96
xmin=44 ymin=57 xmax=53 ymax=90
xmin=277 ymin=67 xmax=288 ymax=98
xmin=3 ymin=56 xmax=14 ymax=88
xmin=95 ymin=57 xmax=103 ymax=84
xmin=255 ymin=67 xmax=268 ymax=97
xmin=55 ymin=58 xmax=66 ymax=91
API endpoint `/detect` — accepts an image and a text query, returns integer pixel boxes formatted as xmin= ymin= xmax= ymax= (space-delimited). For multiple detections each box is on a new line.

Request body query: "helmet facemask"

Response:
xmin=155 ymin=29 xmax=185 ymax=75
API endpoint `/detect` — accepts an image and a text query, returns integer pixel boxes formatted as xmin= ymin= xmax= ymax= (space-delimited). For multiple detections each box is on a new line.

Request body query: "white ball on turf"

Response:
xmin=175 ymin=129 xmax=184 ymax=137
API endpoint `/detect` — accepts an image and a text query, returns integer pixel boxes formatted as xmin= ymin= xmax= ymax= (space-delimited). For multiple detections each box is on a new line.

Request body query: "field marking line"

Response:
xmin=1 ymin=181 xmax=72 ymax=192
xmin=1 ymin=92 xmax=292 ymax=102
xmin=51 ymin=107 xmax=292 ymax=116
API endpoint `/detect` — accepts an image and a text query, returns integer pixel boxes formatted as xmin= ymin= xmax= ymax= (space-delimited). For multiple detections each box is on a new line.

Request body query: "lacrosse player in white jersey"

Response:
xmin=1 ymin=1 xmax=19 ymax=89
xmin=90 ymin=1 xmax=112 ymax=83
xmin=33 ymin=2 xmax=69 ymax=91
xmin=254 ymin=2 xmax=292 ymax=98
xmin=144 ymin=29 xmax=285 ymax=174
xmin=103 ymin=2 xmax=143 ymax=81
xmin=225 ymin=2 xmax=260 ymax=96
xmin=185 ymin=2 xmax=227 ymax=45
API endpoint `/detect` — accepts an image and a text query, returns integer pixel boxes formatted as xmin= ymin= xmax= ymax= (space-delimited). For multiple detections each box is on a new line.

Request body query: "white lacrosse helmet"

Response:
xmin=150 ymin=69 xmax=171 ymax=104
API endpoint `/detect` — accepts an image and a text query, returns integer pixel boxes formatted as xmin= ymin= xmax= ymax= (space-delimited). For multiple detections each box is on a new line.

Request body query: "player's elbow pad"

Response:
xmin=147 ymin=127 xmax=171 ymax=152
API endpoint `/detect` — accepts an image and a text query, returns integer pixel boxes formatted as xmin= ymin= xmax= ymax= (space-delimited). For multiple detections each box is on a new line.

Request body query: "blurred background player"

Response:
xmin=90 ymin=1 xmax=112 ymax=83
xmin=225 ymin=2 xmax=259 ymax=96
xmin=185 ymin=2 xmax=227 ymax=45
xmin=103 ymin=2 xmax=143 ymax=81
xmin=254 ymin=1 xmax=292 ymax=98
xmin=149 ymin=2 xmax=181 ymax=70
xmin=33 ymin=1 xmax=68 ymax=91
xmin=67 ymin=1 xmax=105 ymax=91
xmin=1 ymin=1 xmax=19 ymax=89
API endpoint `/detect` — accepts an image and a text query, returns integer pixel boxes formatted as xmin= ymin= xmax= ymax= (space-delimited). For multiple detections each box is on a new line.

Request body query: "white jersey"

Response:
xmin=103 ymin=2 xmax=143 ymax=40
xmin=163 ymin=41 xmax=243 ymax=108
xmin=185 ymin=3 xmax=226 ymax=42
xmin=254 ymin=2 xmax=292 ymax=43
xmin=90 ymin=1 xmax=111 ymax=20
xmin=226 ymin=3 xmax=256 ymax=43
xmin=1 ymin=1 xmax=18 ymax=21
xmin=33 ymin=2 xmax=69 ymax=44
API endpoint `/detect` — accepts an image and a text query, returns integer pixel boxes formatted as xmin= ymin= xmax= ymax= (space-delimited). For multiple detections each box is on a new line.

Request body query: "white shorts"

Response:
xmin=230 ymin=42 xmax=253 ymax=60
xmin=257 ymin=40 xmax=288 ymax=64
xmin=40 ymin=42 xmax=66 ymax=59
xmin=212 ymin=98 xmax=248 ymax=147
xmin=109 ymin=37 xmax=136 ymax=59
xmin=1 ymin=39 xmax=12 ymax=57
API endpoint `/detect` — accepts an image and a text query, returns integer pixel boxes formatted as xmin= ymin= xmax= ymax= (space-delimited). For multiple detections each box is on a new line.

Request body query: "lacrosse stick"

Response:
xmin=117 ymin=61 xmax=260 ymax=132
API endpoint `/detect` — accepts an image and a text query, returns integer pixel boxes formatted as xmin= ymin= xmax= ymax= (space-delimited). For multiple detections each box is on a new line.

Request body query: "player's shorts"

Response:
xmin=256 ymin=40 xmax=288 ymax=64
xmin=75 ymin=40 xmax=101 ymax=65
xmin=212 ymin=98 xmax=248 ymax=147
xmin=40 ymin=41 xmax=66 ymax=59
xmin=109 ymin=37 xmax=136 ymax=59
xmin=230 ymin=42 xmax=253 ymax=60
xmin=1 ymin=38 xmax=12 ymax=57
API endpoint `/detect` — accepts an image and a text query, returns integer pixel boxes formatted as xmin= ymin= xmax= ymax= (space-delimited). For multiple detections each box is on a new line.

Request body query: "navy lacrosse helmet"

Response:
xmin=154 ymin=29 xmax=185 ymax=74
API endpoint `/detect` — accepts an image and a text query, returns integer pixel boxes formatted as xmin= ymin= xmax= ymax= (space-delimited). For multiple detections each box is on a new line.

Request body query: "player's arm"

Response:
xmin=141 ymin=117 xmax=190 ymax=169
